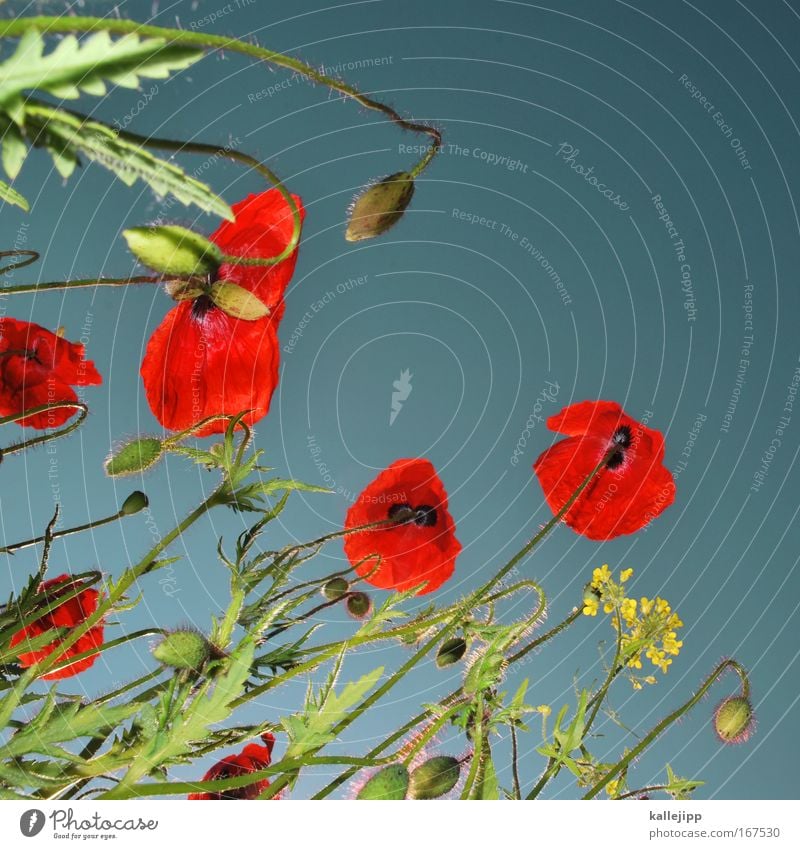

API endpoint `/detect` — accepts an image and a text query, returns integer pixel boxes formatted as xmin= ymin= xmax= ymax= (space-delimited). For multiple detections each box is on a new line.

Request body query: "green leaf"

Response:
xmin=0 ymin=177 xmax=28 ymax=211
xmin=24 ymin=103 xmax=232 ymax=219
xmin=0 ymin=29 xmax=203 ymax=115
xmin=1 ymin=119 xmax=26 ymax=179
xmin=474 ymin=751 xmax=500 ymax=800
xmin=1 ymin=697 xmax=144 ymax=759
xmin=282 ymin=667 xmax=384 ymax=760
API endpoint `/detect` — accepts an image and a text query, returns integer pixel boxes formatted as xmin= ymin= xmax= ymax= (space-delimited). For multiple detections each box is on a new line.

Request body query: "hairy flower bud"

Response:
xmin=356 ymin=764 xmax=410 ymax=800
xmin=124 ymin=225 xmax=222 ymax=277
xmin=436 ymin=637 xmax=467 ymax=668
xmin=208 ymin=281 xmax=270 ymax=320
xmin=713 ymin=695 xmax=755 ymax=744
xmin=409 ymin=756 xmax=461 ymax=799
xmin=152 ymin=629 xmax=211 ymax=671
xmin=105 ymin=437 xmax=163 ymax=477
xmin=321 ymin=577 xmax=350 ymax=601
xmin=120 ymin=490 xmax=149 ymax=515
xmin=346 ymin=591 xmax=373 ymax=620
xmin=345 ymin=172 xmax=415 ymax=241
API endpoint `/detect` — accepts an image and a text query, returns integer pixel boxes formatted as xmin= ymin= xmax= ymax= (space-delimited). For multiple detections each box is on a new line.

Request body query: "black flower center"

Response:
xmin=607 ymin=425 xmax=633 ymax=469
xmin=191 ymin=294 xmax=215 ymax=320
xmin=388 ymin=502 xmax=438 ymax=527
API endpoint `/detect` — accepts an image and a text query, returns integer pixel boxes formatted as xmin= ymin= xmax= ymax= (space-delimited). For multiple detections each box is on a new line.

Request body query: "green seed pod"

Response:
xmin=436 ymin=637 xmax=468 ymax=668
xmin=714 ymin=695 xmax=755 ymax=744
xmin=209 ymin=281 xmax=270 ymax=320
xmin=322 ymin=577 xmax=350 ymax=601
xmin=123 ymin=225 xmax=222 ymax=277
xmin=345 ymin=172 xmax=415 ymax=242
xmin=357 ymin=764 xmax=410 ymax=800
xmin=120 ymin=490 xmax=149 ymax=515
xmin=346 ymin=591 xmax=373 ymax=620
xmin=409 ymin=756 xmax=461 ymax=799
xmin=105 ymin=437 xmax=163 ymax=477
xmin=152 ymin=630 xmax=211 ymax=671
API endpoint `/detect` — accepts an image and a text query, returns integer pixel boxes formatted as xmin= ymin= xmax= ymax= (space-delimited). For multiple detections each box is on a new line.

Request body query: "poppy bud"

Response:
xmin=408 ymin=756 xmax=461 ymax=799
xmin=124 ymin=225 xmax=222 ymax=277
xmin=120 ymin=490 xmax=149 ymax=515
xmin=345 ymin=172 xmax=415 ymax=241
xmin=105 ymin=437 xmax=163 ymax=477
xmin=436 ymin=637 xmax=467 ymax=668
xmin=713 ymin=695 xmax=755 ymax=744
xmin=356 ymin=764 xmax=410 ymax=800
xmin=208 ymin=281 xmax=270 ymax=320
xmin=346 ymin=591 xmax=373 ymax=620
xmin=152 ymin=629 xmax=211 ymax=671
xmin=321 ymin=577 xmax=350 ymax=601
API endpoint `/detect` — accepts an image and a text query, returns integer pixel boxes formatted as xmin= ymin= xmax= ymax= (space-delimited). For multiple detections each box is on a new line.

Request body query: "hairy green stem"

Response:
xmin=582 ymin=659 xmax=750 ymax=799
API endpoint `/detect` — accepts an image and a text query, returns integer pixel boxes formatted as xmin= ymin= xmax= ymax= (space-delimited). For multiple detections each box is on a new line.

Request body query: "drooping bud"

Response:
xmin=356 ymin=764 xmax=410 ymax=800
xmin=124 ymin=225 xmax=222 ymax=277
xmin=105 ymin=437 xmax=163 ymax=477
xmin=120 ymin=490 xmax=149 ymax=515
xmin=345 ymin=172 xmax=415 ymax=241
xmin=152 ymin=629 xmax=211 ymax=671
xmin=436 ymin=637 xmax=467 ymax=668
xmin=321 ymin=577 xmax=350 ymax=601
xmin=713 ymin=695 xmax=755 ymax=744
xmin=346 ymin=591 xmax=373 ymax=620
xmin=208 ymin=281 xmax=270 ymax=320
xmin=409 ymin=756 xmax=461 ymax=799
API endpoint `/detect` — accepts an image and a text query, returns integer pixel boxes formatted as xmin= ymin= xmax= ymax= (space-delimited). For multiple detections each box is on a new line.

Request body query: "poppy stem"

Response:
xmin=0 ymin=17 xmax=441 ymax=178
xmin=0 ymin=402 xmax=89 ymax=457
xmin=0 ymin=249 xmax=39 ymax=276
xmin=0 ymin=501 xmax=144 ymax=555
xmin=582 ymin=659 xmax=751 ymax=799
xmin=0 ymin=275 xmax=161 ymax=296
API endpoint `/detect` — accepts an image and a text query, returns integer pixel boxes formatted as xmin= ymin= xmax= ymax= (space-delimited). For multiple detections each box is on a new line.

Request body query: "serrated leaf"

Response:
xmin=0 ymin=177 xmax=28 ymax=211
xmin=0 ymin=29 xmax=203 ymax=113
xmin=282 ymin=667 xmax=383 ymax=760
xmin=1 ymin=120 xmax=26 ymax=179
xmin=24 ymin=103 xmax=232 ymax=219
xmin=2 ymin=698 xmax=144 ymax=759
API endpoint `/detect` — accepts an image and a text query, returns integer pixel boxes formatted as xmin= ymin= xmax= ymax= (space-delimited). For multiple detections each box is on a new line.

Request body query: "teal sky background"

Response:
xmin=1 ymin=0 xmax=799 ymax=799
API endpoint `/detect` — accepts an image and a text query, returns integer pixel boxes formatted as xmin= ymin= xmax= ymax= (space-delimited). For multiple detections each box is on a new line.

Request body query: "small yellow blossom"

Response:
xmin=620 ymin=568 xmax=634 ymax=582
xmin=592 ymin=564 xmax=612 ymax=588
xmin=536 ymin=704 xmax=552 ymax=717
xmin=583 ymin=597 xmax=599 ymax=616
xmin=606 ymin=779 xmax=621 ymax=797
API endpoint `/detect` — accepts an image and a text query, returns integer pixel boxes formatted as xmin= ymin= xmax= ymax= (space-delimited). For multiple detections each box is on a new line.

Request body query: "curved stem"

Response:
xmin=1 ymin=403 xmax=88 ymax=456
xmin=582 ymin=659 xmax=750 ymax=799
xmin=0 ymin=275 xmax=159 ymax=297
xmin=0 ymin=17 xmax=441 ymax=177
xmin=0 ymin=249 xmax=39 ymax=276
xmin=0 ymin=501 xmax=142 ymax=555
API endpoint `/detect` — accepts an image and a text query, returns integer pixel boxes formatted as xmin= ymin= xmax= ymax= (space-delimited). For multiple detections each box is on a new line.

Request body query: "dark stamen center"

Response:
xmin=388 ymin=502 xmax=438 ymax=527
xmin=607 ymin=425 xmax=633 ymax=469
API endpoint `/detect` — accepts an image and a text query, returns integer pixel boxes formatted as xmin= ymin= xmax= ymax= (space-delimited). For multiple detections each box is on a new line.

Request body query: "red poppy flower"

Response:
xmin=10 ymin=574 xmax=104 ymax=680
xmin=533 ymin=400 xmax=675 ymax=540
xmin=189 ymin=733 xmax=276 ymax=800
xmin=210 ymin=190 xmax=304 ymax=312
xmin=140 ymin=190 xmax=304 ymax=437
xmin=0 ymin=318 xmax=101 ymax=428
xmin=344 ymin=459 xmax=462 ymax=595
xmin=141 ymin=301 xmax=280 ymax=437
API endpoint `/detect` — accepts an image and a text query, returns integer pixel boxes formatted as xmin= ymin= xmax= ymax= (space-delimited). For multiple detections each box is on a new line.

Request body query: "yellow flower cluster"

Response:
xmin=582 ymin=565 xmax=684 ymax=687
